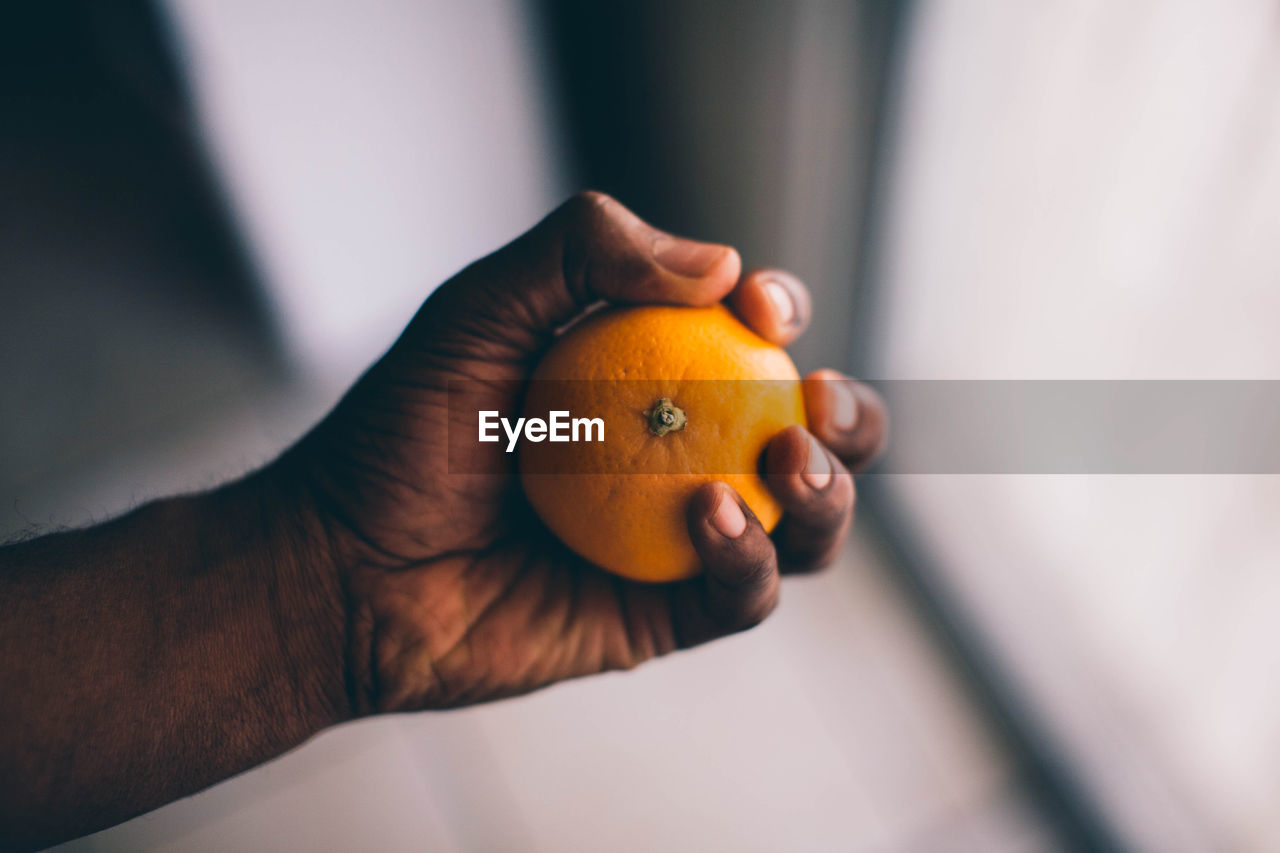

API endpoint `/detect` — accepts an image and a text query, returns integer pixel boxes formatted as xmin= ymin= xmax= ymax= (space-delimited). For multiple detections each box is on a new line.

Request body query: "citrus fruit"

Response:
xmin=519 ymin=303 xmax=806 ymax=582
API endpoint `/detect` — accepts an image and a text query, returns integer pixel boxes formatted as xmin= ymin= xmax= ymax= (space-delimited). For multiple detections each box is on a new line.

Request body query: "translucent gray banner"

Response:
xmin=447 ymin=380 xmax=1280 ymax=474
xmin=874 ymin=380 xmax=1280 ymax=474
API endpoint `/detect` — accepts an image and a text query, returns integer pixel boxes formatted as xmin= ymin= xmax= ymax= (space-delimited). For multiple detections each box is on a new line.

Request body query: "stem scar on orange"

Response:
xmin=519 ymin=303 xmax=806 ymax=583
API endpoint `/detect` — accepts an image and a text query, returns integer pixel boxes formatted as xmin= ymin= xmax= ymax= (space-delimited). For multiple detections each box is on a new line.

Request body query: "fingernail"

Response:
xmin=763 ymin=279 xmax=796 ymax=326
xmin=710 ymin=491 xmax=747 ymax=538
xmin=802 ymin=434 xmax=832 ymax=490
xmin=653 ymin=235 xmax=728 ymax=277
xmin=831 ymin=381 xmax=858 ymax=431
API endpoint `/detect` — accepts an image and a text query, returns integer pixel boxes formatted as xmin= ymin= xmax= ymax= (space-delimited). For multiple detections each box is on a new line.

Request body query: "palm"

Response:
xmin=307 ymin=326 xmax=684 ymax=713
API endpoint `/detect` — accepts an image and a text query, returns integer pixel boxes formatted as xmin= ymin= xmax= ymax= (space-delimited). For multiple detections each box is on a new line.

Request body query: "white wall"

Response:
xmin=166 ymin=0 xmax=568 ymax=391
xmin=877 ymin=2 xmax=1280 ymax=848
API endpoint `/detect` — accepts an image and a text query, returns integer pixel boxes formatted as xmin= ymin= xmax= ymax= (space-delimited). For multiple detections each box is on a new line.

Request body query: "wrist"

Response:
xmin=215 ymin=461 xmax=354 ymax=730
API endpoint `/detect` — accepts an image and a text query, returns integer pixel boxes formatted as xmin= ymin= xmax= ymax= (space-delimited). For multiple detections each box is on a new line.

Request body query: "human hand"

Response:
xmin=283 ymin=193 xmax=888 ymax=715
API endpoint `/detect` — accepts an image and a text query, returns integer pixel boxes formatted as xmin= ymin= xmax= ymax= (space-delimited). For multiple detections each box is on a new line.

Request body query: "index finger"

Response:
xmin=726 ymin=268 xmax=812 ymax=347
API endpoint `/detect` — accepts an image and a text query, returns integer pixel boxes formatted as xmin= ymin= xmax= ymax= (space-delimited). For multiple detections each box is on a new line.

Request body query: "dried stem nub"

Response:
xmin=645 ymin=398 xmax=687 ymax=437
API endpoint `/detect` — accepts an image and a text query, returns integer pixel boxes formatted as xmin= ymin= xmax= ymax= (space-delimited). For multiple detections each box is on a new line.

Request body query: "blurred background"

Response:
xmin=4 ymin=1 xmax=1279 ymax=850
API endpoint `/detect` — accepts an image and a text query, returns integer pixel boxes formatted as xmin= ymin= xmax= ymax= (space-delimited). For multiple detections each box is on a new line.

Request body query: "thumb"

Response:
xmin=413 ymin=191 xmax=741 ymax=357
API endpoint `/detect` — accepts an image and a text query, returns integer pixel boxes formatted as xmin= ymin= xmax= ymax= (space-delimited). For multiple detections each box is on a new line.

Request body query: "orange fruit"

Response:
xmin=520 ymin=303 xmax=806 ymax=582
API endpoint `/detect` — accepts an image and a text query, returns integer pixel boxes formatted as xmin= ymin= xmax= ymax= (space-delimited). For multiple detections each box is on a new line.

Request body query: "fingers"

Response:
xmin=423 ymin=191 xmax=741 ymax=355
xmin=671 ymin=482 xmax=781 ymax=648
xmin=763 ymin=425 xmax=855 ymax=573
xmin=803 ymin=369 xmax=889 ymax=473
xmin=726 ymin=268 xmax=812 ymax=346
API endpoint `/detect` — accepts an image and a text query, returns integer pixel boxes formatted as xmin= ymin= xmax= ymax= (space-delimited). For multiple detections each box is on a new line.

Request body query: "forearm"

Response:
xmin=0 ymin=469 xmax=349 ymax=849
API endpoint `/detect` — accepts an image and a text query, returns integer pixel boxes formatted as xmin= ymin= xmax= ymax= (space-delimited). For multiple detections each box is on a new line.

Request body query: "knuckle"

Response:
xmin=718 ymin=554 xmax=779 ymax=632
xmin=854 ymin=389 xmax=890 ymax=455
xmin=739 ymin=551 xmax=776 ymax=586
xmin=808 ymin=550 xmax=837 ymax=571
xmin=796 ymin=474 xmax=854 ymax=526
xmin=734 ymin=586 xmax=779 ymax=631
xmin=850 ymin=429 xmax=888 ymax=468
xmin=826 ymin=477 xmax=857 ymax=520
xmin=781 ymin=534 xmax=839 ymax=573
xmin=554 ymin=190 xmax=622 ymax=301
xmin=561 ymin=189 xmax=616 ymax=231
xmin=791 ymin=543 xmax=840 ymax=573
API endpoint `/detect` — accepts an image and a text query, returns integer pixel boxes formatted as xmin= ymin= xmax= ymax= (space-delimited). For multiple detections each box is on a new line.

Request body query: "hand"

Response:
xmin=285 ymin=192 xmax=888 ymax=715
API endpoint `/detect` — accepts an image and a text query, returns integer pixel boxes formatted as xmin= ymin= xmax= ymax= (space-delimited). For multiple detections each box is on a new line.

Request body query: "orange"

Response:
xmin=519 ymin=303 xmax=805 ymax=582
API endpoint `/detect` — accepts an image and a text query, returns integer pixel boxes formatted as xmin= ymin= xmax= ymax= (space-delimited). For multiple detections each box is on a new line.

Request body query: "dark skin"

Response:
xmin=0 ymin=193 xmax=887 ymax=850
